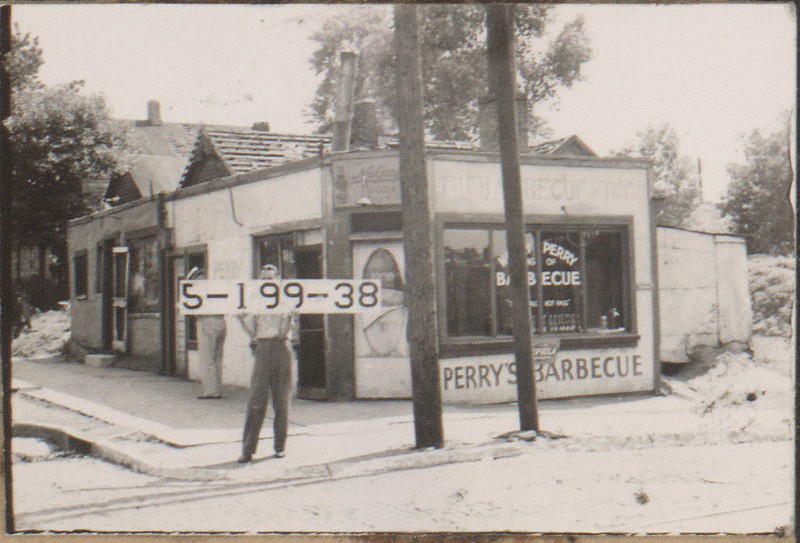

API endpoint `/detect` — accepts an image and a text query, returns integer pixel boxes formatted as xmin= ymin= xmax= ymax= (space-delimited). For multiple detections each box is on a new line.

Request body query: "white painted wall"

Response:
xmin=657 ymin=227 xmax=751 ymax=363
xmin=168 ymin=167 xmax=323 ymax=387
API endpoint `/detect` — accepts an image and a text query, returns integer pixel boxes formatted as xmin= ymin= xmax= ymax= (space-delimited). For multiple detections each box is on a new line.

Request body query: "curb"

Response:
xmin=13 ymin=423 xmax=225 ymax=482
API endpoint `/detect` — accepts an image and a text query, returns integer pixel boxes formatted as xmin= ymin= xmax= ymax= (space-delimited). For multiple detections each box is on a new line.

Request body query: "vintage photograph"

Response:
xmin=3 ymin=2 xmax=795 ymax=534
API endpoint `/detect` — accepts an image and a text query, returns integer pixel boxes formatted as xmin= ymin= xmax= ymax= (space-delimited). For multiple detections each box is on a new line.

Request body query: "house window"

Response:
xmin=255 ymin=233 xmax=296 ymax=278
xmin=73 ymin=251 xmax=88 ymax=299
xmin=128 ymin=236 xmax=160 ymax=313
xmin=443 ymin=223 xmax=629 ymax=339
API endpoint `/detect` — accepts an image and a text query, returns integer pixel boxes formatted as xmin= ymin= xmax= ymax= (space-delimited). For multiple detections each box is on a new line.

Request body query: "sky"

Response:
xmin=11 ymin=3 xmax=797 ymax=202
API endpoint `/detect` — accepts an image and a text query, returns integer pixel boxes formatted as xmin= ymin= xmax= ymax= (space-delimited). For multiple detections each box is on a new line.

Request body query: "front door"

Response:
xmin=111 ymin=247 xmax=129 ymax=353
xmin=100 ymin=240 xmax=114 ymax=352
xmin=295 ymin=245 xmax=326 ymax=400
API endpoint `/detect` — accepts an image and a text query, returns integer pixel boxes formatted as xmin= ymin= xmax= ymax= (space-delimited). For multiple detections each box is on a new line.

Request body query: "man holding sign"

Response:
xmin=236 ymin=264 xmax=298 ymax=463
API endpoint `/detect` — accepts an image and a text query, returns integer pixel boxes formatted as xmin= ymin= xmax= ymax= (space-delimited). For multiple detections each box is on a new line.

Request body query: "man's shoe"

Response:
xmin=274 ymin=451 xmax=285 ymax=458
xmin=237 ymin=453 xmax=252 ymax=463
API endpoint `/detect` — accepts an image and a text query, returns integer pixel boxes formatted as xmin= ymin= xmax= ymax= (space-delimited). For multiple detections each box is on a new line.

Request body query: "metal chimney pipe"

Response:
xmin=331 ymin=51 xmax=358 ymax=153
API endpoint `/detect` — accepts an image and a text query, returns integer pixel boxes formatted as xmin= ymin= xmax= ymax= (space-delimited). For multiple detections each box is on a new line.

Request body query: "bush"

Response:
xmin=748 ymin=254 xmax=795 ymax=337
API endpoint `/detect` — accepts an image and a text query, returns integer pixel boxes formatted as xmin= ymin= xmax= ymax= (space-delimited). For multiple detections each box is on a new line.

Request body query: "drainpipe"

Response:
xmin=331 ymin=51 xmax=358 ymax=153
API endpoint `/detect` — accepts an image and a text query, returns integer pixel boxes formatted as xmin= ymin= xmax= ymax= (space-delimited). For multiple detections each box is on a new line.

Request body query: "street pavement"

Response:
xmin=11 ymin=354 xmax=691 ymax=485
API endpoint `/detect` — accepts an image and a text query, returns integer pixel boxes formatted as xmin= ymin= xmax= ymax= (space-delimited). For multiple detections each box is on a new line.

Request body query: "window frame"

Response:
xmin=73 ymin=250 xmax=89 ymax=300
xmin=126 ymin=234 xmax=161 ymax=314
xmin=252 ymin=232 xmax=297 ymax=279
xmin=436 ymin=213 xmax=639 ymax=357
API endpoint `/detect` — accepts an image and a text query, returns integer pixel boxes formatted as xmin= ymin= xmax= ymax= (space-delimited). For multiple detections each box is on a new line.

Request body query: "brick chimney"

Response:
xmin=478 ymin=92 xmax=529 ymax=151
xmin=351 ymin=98 xmax=380 ymax=149
xmin=147 ymin=99 xmax=163 ymax=126
xmin=331 ymin=51 xmax=358 ymax=153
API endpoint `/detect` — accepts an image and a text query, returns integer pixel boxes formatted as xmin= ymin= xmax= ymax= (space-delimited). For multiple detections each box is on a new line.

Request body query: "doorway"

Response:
xmin=295 ymin=244 xmax=326 ymax=400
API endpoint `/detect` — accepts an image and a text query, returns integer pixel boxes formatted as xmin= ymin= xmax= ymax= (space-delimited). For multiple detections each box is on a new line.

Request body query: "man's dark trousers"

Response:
xmin=242 ymin=338 xmax=292 ymax=457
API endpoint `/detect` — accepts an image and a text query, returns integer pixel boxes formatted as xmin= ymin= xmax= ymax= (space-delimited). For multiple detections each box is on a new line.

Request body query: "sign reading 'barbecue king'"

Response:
xmin=178 ymin=279 xmax=382 ymax=315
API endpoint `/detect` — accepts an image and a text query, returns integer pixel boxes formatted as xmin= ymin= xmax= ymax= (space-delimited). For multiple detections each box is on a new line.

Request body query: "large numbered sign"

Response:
xmin=178 ymin=279 xmax=381 ymax=315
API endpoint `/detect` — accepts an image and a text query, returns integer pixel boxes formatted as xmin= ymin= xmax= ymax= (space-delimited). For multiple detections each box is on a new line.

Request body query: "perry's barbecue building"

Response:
xmin=68 ymin=105 xmax=751 ymax=404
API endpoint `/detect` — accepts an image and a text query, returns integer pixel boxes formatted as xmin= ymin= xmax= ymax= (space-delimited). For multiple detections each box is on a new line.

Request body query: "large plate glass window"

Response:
xmin=443 ymin=224 xmax=628 ymax=338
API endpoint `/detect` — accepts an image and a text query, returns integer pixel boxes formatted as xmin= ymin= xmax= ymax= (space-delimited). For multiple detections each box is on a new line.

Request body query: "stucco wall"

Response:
xmin=168 ymin=167 xmax=324 ymax=387
xmin=657 ymin=227 xmax=751 ymax=363
xmin=68 ymin=199 xmax=162 ymax=355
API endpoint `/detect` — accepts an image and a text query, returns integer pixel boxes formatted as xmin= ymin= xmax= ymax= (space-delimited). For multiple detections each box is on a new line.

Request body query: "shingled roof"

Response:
xmin=529 ymin=135 xmax=597 ymax=157
xmin=180 ymin=127 xmax=331 ymax=188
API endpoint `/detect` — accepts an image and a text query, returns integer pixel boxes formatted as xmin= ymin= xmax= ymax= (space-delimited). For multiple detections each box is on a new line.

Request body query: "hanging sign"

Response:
xmin=178 ymin=279 xmax=381 ymax=315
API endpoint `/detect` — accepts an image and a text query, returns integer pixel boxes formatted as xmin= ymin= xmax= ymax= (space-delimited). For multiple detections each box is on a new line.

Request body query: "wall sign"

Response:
xmin=178 ymin=279 xmax=381 ymax=315
xmin=332 ymin=157 xmax=400 ymax=207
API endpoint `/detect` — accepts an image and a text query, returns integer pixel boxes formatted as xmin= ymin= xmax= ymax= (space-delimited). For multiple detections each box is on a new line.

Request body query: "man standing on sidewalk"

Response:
xmin=236 ymin=264 xmax=297 ymax=463
xmin=189 ymin=267 xmax=226 ymax=399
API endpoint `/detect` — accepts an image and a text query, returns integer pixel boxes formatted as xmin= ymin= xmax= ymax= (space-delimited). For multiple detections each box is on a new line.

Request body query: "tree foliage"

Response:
xmin=5 ymin=27 xmax=124 ymax=295
xmin=307 ymin=5 xmax=591 ymax=142
xmin=720 ymin=120 xmax=795 ymax=255
xmin=615 ymin=124 xmax=701 ymax=227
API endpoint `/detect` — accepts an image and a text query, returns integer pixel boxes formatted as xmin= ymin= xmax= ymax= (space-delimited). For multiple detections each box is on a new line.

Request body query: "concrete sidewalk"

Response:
xmin=11 ymin=355 xmax=698 ymax=485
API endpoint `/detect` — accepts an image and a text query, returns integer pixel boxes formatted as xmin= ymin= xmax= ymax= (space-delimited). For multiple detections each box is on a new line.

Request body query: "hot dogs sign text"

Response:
xmin=178 ymin=279 xmax=382 ymax=315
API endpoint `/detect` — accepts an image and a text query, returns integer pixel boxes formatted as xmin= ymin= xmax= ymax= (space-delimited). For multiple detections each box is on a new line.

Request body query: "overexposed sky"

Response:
xmin=12 ymin=3 xmax=797 ymax=201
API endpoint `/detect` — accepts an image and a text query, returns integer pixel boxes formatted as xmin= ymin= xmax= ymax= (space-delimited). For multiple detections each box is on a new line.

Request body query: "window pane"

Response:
xmin=444 ymin=229 xmax=492 ymax=336
xmin=584 ymin=231 xmax=625 ymax=331
xmin=129 ymin=237 xmax=159 ymax=312
xmin=493 ymin=230 xmax=538 ymax=336
xmin=541 ymin=232 xmax=583 ymax=333
xmin=74 ymin=254 xmax=88 ymax=297
xmin=257 ymin=235 xmax=296 ymax=278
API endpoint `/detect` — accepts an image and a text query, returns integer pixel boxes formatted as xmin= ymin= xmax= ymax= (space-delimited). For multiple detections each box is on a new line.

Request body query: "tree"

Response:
xmin=5 ymin=27 xmax=124 ymax=305
xmin=307 ymin=5 xmax=591 ymax=142
xmin=615 ymin=124 xmax=701 ymax=227
xmin=720 ymin=118 xmax=795 ymax=255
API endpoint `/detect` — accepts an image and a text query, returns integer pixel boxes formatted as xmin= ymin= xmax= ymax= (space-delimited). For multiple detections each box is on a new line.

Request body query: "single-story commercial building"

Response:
xmin=68 ymin=106 xmax=752 ymax=404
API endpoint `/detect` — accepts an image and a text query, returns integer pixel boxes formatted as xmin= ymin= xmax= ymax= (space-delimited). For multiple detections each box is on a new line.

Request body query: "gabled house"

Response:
xmin=104 ymin=100 xmax=198 ymax=206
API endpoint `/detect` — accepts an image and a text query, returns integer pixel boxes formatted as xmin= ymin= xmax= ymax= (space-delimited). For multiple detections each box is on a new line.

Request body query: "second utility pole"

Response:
xmin=485 ymin=4 xmax=540 ymax=432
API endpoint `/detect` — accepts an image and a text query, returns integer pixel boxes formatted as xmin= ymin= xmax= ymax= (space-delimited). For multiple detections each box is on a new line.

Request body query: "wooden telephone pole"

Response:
xmin=1 ymin=3 xmax=16 ymax=531
xmin=394 ymin=3 xmax=444 ymax=449
xmin=485 ymin=4 xmax=540 ymax=432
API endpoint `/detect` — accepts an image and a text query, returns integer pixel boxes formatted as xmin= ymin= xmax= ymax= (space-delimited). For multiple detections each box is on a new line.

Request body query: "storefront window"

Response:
xmin=443 ymin=224 xmax=628 ymax=338
xmin=128 ymin=237 xmax=160 ymax=313
xmin=444 ymin=229 xmax=492 ymax=336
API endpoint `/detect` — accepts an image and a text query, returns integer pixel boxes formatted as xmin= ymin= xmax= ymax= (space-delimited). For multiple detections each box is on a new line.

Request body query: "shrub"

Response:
xmin=748 ymin=254 xmax=795 ymax=337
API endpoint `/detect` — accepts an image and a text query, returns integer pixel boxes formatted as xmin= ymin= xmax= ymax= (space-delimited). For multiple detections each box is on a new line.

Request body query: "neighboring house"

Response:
xmin=104 ymin=100 xmax=199 ymax=206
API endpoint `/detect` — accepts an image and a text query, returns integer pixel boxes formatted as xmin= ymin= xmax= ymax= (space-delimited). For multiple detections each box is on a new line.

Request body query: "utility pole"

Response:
xmin=0 ymin=4 xmax=16 ymax=531
xmin=394 ymin=3 xmax=444 ymax=449
xmin=485 ymin=4 xmax=540 ymax=432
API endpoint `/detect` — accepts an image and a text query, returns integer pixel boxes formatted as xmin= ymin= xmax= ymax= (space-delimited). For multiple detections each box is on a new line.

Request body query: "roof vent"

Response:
xmin=252 ymin=121 xmax=270 ymax=131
